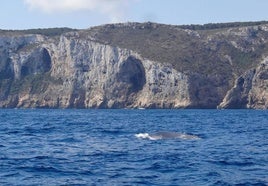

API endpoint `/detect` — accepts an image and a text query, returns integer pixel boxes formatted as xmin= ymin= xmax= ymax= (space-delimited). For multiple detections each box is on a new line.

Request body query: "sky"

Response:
xmin=1 ymin=0 xmax=268 ymax=30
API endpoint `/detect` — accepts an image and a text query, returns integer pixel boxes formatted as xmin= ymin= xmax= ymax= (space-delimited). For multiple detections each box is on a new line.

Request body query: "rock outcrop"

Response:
xmin=0 ymin=22 xmax=267 ymax=109
xmin=218 ymin=59 xmax=268 ymax=109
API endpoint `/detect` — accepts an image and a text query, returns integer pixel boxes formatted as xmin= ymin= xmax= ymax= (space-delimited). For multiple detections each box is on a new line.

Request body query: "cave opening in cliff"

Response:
xmin=118 ymin=56 xmax=146 ymax=93
xmin=20 ymin=48 xmax=52 ymax=77
xmin=42 ymin=48 xmax=52 ymax=72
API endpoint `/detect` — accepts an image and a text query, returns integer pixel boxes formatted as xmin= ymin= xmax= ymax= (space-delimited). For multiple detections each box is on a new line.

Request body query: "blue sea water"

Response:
xmin=0 ymin=109 xmax=267 ymax=186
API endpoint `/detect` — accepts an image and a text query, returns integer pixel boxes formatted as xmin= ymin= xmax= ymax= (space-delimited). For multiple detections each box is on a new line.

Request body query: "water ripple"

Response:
xmin=0 ymin=109 xmax=267 ymax=185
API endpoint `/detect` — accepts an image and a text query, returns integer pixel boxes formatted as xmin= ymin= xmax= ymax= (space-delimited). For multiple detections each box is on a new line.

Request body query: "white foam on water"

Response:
xmin=135 ymin=133 xmax=159 ymax=140
xmin=135 ymin=132 xmax=201 ymax=140
xmin=135 ymin=133 xmax=149 ymax=139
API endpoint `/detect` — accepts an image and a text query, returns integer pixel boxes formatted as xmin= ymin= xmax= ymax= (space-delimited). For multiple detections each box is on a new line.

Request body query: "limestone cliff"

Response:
xmin=218 ymin=59 xmax=268 ymax=109
xmin=0 ymin=32 xmax=190 ymax=108
xmin=0 ymin=22 xmax=268 ymax=109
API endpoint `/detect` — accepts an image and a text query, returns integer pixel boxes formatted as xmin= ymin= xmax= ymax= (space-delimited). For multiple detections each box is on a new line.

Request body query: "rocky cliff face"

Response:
xmin=0 ymin=32 xmax=190 ymax=108
xmin=218 ymin=58 xmax=268 ymax=109
xmin=0 ymin=22 xmax=267 ymax=109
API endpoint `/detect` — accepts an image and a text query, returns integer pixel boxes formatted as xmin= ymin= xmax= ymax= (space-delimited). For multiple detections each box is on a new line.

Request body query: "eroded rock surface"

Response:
xmin=0 ymin=22 xmax=268 ymax=109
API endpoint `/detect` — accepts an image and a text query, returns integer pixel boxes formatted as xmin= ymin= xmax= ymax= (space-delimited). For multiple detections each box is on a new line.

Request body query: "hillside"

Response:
xmin=0 ymin=22 xmax=267 ymax=109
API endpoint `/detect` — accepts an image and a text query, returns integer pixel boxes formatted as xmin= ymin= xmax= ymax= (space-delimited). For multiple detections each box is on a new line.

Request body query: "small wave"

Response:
xmin=215 ymin=160 xmax=255 ymax=166
xmin=135 ymin=132 xmax=201 ymax=140
xmin=101 ymin=129 xmax=125 ymax=135
xmin=33 ymin=156 xmax=50 ymax=160
xmin=19 ymin=165 xmax=62 ymax=174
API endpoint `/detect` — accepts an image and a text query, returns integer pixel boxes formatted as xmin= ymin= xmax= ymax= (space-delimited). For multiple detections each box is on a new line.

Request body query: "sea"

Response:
xmin=0 ymin=109 xmax=267 ymax=186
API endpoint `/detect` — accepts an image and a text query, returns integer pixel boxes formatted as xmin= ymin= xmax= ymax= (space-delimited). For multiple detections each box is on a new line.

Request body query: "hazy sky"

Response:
xmin=1 ymin=0 xmax=268 ymax=29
